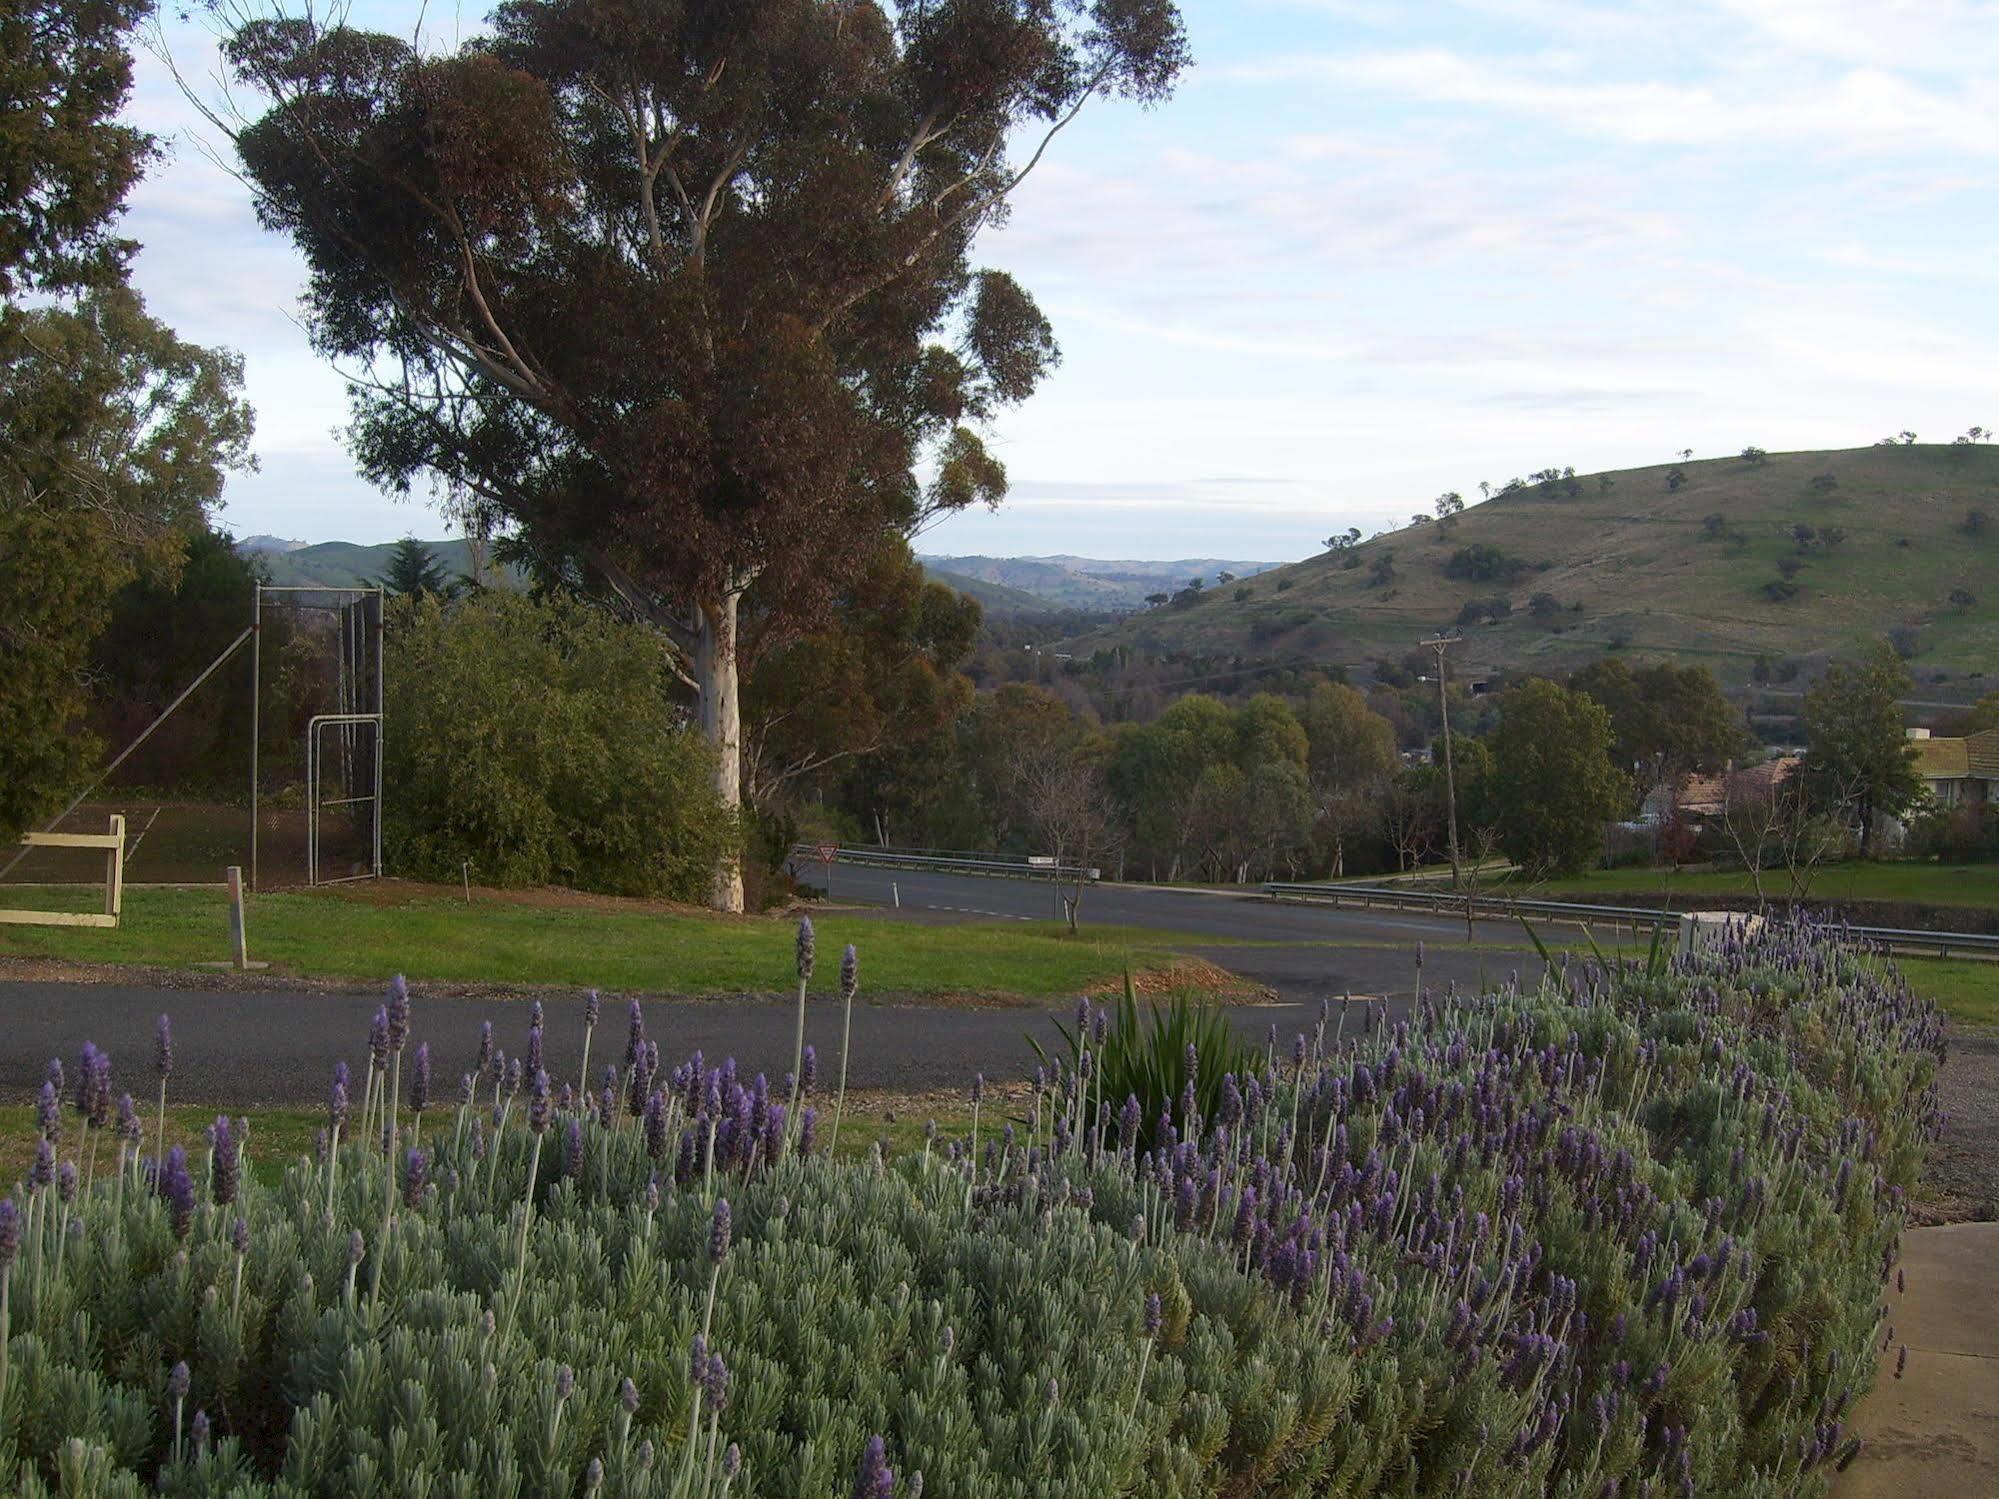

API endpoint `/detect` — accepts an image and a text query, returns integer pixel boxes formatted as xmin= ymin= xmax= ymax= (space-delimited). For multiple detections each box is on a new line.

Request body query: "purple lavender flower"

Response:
xmin=528 ymin=1070 xmax=551 ymax=1134
xmin=645 ymin=1088 xmax=669 ymax=1159
xmin=688 ymin=1333 xmax=709 ymax=1389
xmin=584 ymin=990 xmax=601 ymax=1027
xmin=706 ymin=1351 xmax=730 ymax=1412
xmin=405 ymin=1042 xmax=431 ymax=1117
xmin=168 ymin=1360 xmax=190 ymax=1401
xmin=526 ymin=1024 xmax=544 ymax=1077
xmin=710 ymin=1198 xmax=732 ymax=1265
xmin=56 ymin=1161 xmax=75 ymax=1204
xmin=401 ymin=1147 xmax=427 ymax=1208
xmin=73 ymin=1041 xmax=97 ymax=1117
xmin=1144 ymin=1292 xmax=1163 ymax=1338
xmin=231 ymin=1216 xmax=249 ymax=1255
xmin=971 ymin=1074 xmax=984 ymax=1106
xmin=386 ymin=974 xmax=410 ymax=1052
xmin=191 ymin=1408 xmax=210 ymax=1458
xmin=29 ymin=1137 xmax=54 ymax=1192
xmin=625 ymin=1000 xmax=646 ymax=1071
xmin=155 ymin=1016 xmax=173 ymax=1080
xmin=85 ymin=1047 xmax=112 ymax=1129
xmin=0 ymin=1199 xmax=18 ymax=1268
xmin=800 ymin=1107 xmax=818 ymax=1155
xmin=159 ymin=1145 xmax=195 ymax=1238
xmin=210 ymin=1116 xmax=239 ymax=1206
xmin=35 ymin=1081 xmax=58 ymax=1142
xmin=840 ymin=944 xmax=859 ymax=1003
xmin=797 ymin=915 xmax=816 ymax=980
xmin=368 ymin=1008 xmax=390 ymax=1071
xmin=563 ymin=1118 xmax=584 ymax=1179
xmin=724 ymin=1444 xmax=741 ymax=1479
xmin=801 ymin=1044 xmax=817 ymax=1093
xmin=853 ymin=1434 xmax=894 ymax=1499
xmin=476 ymin=1021 xmax=494 ymax=1078
xmin=621 ymin=1377 xmax=639 ymax=1414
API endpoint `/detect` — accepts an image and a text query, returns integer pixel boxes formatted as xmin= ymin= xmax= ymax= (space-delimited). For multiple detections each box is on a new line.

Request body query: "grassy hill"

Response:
xmin=919 ymin=565 xmax=1055 ymax=615
xmin=1077 ymin=445 xmax=1999 ymax=686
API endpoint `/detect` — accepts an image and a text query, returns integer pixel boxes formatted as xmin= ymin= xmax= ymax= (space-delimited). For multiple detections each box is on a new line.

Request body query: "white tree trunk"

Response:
xmin=697 ymin=590 xmax=745 ymax=913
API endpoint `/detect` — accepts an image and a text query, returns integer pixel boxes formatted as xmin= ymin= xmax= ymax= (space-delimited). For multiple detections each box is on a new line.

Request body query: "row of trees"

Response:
xmin=802 ymin=635 xmax=1963 ymax=900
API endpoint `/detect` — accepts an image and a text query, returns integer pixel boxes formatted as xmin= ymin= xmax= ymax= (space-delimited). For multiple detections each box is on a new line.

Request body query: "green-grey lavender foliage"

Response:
xmin=0 ymin=921 xmax=1942 ymax=1496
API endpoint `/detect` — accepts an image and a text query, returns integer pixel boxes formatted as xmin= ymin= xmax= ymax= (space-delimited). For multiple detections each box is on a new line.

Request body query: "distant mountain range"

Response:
xmin=917 ymin=554 xmax=1281 ymax=613
xmin=235 ymin=536 xmax=1281 ymax=616
xmin=236 ymin=536 xmax=511 ymax=590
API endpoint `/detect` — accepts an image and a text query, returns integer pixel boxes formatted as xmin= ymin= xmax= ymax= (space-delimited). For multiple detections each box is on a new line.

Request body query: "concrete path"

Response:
xmin=1833 ymin=1221 xmax=1999 ymax=1498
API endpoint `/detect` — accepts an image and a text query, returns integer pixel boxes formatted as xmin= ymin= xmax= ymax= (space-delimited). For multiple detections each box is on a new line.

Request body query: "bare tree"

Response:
xmin=1456 ymin=825 xmax=1504 ymax=940
xmin=1011 ymin=750 xmax=1120 ymax=933
xmin=1315 ymin=775 xmax=1387 ymax=878
xmin=1716 ymin=767 xmax=1855 ymax=912
xmin=1382 ymin=775 xmax=1439 ymax=873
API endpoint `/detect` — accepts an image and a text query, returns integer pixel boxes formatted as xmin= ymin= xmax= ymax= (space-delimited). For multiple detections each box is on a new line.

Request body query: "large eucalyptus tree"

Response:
xmin=220 ymin=0 xmax=1188 ymax=907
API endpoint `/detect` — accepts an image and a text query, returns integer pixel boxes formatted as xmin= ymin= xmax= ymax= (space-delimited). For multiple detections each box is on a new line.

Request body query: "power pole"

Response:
xmin=1421 ymin=634 xmax=1463 ymax=890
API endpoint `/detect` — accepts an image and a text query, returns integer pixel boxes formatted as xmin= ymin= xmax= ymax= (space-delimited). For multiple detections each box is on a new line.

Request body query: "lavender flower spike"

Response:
xmin=210 ymin=1116 xmax=239 ymax=1206
xmin=386 ymin=973 xmax=410 ymax=1051
xmin=402 ymin=1146 xmax=427 ymax=1208
xmin=410 ymin=1042 xmax=432 ymax=1116
xmin=840 ymin=943 xmax=859 ymax=1002
xmin=710 ymin=1198 xmax=732 ymax=1265
xmin=797 ymin=914 xmax=816 ymax=981
xmin=0 ymin=1199 xmax=18 ymax=1268
xmin=528 ymin=1070 xmax=552 ymax=1134
xmin=155 ymin=1015 xmax=173 ymax=1079
xmin=853 ymin=1434 xmax=895 ymax=1499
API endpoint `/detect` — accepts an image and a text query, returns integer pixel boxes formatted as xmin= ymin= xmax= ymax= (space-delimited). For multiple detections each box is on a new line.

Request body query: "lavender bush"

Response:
xmin=0 ymin=921 xmax=1941 ymax=1496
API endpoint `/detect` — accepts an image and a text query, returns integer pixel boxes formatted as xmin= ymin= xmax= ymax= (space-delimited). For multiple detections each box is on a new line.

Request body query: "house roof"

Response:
xmin=1649 ymin=756 xmax=1801 ymax=817
xmin=1969 ymin=729 xmax=1999 ymax=777
xmin=1913 ymin=736 xmax=1971 ymax=779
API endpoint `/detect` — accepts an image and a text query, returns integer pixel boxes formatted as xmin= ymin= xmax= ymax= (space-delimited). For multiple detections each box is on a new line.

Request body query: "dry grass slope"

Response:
xmin=1087 ymin=444 xmax=1999 ymax=684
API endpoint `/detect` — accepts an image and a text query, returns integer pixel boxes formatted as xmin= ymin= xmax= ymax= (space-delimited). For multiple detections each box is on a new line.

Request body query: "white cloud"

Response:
xmin=1230 ymin=48 xmax=1999 ymax=155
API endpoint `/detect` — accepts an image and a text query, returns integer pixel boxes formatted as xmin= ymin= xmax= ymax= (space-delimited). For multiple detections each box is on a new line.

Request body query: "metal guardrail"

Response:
xmin=790 ymin=844 xmax=1099 ymax=882
xmin=1261 ymin=881 xmax=1999 ymax=959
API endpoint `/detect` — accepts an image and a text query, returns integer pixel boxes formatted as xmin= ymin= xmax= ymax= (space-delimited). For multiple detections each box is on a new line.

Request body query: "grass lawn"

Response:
xmin=1895 ymin=956 xmax=1999 ymax=1029
xmin=1529 ymin=862 xmax=1999 ymax=912
xmin=0 ymin=884 xmax=1219 ymax=1000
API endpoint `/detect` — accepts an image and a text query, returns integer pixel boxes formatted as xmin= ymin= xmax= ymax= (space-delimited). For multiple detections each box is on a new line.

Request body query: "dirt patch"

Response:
xmin=1914 ymin=1026 xmax=1999 ymax=1226
xmin=1084 ymin=955 xmax=1278 ymax=1006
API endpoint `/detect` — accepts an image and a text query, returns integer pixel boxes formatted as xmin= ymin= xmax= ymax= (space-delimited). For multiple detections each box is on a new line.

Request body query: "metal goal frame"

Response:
xmin=252 ymin=584 xmax=385 ymax=890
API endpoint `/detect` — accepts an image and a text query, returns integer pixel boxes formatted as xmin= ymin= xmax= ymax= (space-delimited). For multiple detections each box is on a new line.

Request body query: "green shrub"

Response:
xmin=0 ymin=925 xmax=1940 ymax=1495
xmin=383 ymin=592 xmax=734 ymax=898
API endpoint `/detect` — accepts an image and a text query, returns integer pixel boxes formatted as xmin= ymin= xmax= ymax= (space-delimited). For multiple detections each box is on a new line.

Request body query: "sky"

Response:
xmin=124 ymin=0 xmax=1999 ymax=562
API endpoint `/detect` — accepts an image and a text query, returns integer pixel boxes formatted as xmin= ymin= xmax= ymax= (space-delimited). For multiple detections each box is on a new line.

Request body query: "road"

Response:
xmin=802 ymin=857 xmax=1534 ymax=946
xmin=0 ymin=865 xmax=1552 ymax=1108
